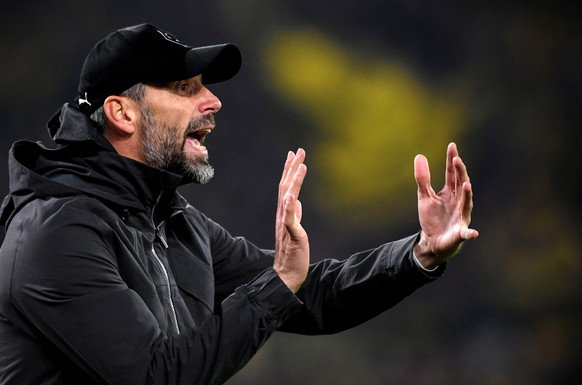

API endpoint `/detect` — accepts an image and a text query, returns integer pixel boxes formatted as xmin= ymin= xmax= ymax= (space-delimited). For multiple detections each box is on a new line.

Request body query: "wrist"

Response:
xmin=273 ymin=268 xmax=305 ymax=294
xmin=413 ymin=233 xmax=440 ymax=270
xmin=412 ymin=250 xmax=439 ymax=272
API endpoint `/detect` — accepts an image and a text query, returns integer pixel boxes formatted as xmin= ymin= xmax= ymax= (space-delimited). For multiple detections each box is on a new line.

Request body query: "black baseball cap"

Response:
xmin=75 ymin=23 xmax=242 ymax=115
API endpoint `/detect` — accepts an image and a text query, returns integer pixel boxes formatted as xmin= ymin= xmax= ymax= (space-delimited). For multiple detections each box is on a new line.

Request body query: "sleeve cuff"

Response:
xmin=243 ymin=268 xmax=303 ymax=327
xmin=412 ymin=250 xmax=440 ymax=272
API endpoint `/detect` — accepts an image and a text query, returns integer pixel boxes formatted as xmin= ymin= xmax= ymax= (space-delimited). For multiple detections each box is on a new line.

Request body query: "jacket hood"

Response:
xmin=1 ymin=107 xmax=184 ymax=227
xmin=48 ymin=103 xmax=100 ymax=144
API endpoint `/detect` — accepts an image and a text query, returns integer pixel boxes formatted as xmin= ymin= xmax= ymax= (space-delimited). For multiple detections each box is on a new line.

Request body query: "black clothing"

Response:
xmin=0 ymin=105 xmax=444 ymax=385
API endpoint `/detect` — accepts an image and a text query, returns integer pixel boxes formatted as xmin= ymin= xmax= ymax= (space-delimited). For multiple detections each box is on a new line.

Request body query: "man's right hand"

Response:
xmin=273 ymin=149 xmax=310 ymax=293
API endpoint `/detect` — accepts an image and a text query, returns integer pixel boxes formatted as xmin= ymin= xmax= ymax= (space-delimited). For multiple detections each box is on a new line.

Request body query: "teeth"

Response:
xmin=190 ymin=129 xmax=211 ymax=137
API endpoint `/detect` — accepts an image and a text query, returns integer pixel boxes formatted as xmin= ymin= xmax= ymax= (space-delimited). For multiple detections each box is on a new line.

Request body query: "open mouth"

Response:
xmin=185 ymin=127 xmax=213 ymax=157
xmin=186 ymin=128 xmax=212 ymax=146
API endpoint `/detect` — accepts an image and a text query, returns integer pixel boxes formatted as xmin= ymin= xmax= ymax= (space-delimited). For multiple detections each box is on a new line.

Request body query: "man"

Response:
xmin=0 ymin=24 xmax=478 ymax=385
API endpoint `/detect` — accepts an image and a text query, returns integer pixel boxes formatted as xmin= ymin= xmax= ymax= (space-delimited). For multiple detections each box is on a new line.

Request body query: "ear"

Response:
xmin=102 ymin=95 xmax=140 ymax=136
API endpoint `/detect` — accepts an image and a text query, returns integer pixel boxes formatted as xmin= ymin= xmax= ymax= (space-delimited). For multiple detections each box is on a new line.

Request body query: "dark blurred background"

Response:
xmin=1 ymin=1 xmax=580 ymax=384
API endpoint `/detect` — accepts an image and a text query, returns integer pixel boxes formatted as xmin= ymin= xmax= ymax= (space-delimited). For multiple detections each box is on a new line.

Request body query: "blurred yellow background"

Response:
xmin=1 ymin=1 xmax=579 ymax=384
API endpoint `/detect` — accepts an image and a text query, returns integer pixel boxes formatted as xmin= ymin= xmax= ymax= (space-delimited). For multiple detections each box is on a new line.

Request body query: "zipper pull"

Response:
xmin=156 ymin=230 xmax=169 ymax=249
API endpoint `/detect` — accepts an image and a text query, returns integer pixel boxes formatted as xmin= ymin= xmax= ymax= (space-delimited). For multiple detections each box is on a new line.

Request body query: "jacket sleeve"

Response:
xmin=9 ymin=201 xmax=301 ymax=385
xmin=207 ymin=216 xmax=277 ymax=309
xmin=280 ymin=233 xmax=446 ymax=334
xmin=206 ymin=214 xmax=444 ymax=336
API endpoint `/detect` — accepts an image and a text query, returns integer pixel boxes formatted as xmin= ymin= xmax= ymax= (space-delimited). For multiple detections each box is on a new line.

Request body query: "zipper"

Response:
xmin=150 ymin=192 xmax=181 ymax=335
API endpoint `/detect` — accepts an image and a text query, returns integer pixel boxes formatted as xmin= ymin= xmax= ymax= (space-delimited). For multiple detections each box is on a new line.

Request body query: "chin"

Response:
xmin=182 ymin=162 xmax=215 ymax=185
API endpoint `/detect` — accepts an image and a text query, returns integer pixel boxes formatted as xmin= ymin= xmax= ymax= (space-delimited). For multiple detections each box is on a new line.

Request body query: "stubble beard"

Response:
xmin=140 ymin=106 xmax=215 ymax=184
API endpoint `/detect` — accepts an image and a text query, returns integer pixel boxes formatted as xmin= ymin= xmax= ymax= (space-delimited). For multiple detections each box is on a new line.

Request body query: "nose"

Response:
xmin=198 ymin=86 xmax=222 ymax=115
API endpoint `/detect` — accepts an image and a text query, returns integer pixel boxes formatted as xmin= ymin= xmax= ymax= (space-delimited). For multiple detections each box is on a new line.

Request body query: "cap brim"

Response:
xmin=146 ymin=43 xmax=241 ymax=85
xmin=185 ymin=43 xmax=241 ymax=84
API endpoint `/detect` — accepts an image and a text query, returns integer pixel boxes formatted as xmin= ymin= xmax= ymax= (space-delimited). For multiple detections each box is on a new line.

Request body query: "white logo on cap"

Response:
xmin=78 ymin=92 xmax=92 ymax=107
xmin=156 ymin=30 xmax=189 ymax=48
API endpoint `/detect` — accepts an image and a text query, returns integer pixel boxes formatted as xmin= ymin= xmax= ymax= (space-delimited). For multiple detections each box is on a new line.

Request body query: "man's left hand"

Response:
xmin=413 ymin=142 xmax=479 ymax=270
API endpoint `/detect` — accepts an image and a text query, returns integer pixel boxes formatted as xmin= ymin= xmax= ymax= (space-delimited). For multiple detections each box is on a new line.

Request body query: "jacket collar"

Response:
xmin=47 ymin=103 xmax=100 ymax=144
xmin=1 ymin=106 xmax=187 ymax=227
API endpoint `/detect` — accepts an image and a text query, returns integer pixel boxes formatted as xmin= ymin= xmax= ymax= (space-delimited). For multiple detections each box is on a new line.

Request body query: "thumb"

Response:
xmin=282 ymin=193 xmax=303 ymax=239
xmin=414 ymin=154 xmax=432 ymax=198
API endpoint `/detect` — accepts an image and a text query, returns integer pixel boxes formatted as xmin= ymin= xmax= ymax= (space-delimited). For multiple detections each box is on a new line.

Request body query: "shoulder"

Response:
xmin=4 ymin=196 xmax=121 ymax=260
xmin=1 ymin=196 xmax=126 ymax=299
xmin=22 ymin=195 xmax=120 ymax=229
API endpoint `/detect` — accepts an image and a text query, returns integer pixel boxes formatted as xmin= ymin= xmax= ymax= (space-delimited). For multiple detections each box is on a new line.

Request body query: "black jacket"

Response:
xmin=0 ymin=105 xmax=444 ymax=385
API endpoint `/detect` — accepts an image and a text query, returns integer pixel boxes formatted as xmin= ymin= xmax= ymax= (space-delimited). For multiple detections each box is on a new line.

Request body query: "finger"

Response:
xmin=277 ymin=150 xmax=307 ymax=230
xmin=287 ymin=163 xmax=308 ymax=201
xmin=282 ymin=193 xmax=303 ymax=239
xmin=460 ymin=226 xmax=479 ymax=240
xmin=278 ymin=150 xmax=303 ymax=211
xmin=291 ymin=148 xmax=306 ymax=179
xmin=277 ymin=151 xmax=297 ymax=240
xmin=459 ymin=181 xmax=479 ymax=240
xmin=454 ymin=156 xmax=470 ymax=192
xmin=414 ymin=154 xmax=433 ymax=198
xmin=287 ymin=149 xmax=306 ymax=176
xmin=461 ymin=181 xmax=474 ymax=222
xmin=445 ymin=142 xmax=459 ymax=191
xmin=279 ymin=149 xmax=306 ymax=195
xmin=283 ymin=149 xmax=307 ymax=195
xmin=279 ymin=151 xmax=295 ymax=200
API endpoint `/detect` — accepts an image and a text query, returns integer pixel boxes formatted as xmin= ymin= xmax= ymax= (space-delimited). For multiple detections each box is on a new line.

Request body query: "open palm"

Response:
xmin=413 ymin=143 xmax=479 ymax=269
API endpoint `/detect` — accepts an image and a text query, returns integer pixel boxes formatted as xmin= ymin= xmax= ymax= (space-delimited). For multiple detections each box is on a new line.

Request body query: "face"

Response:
xmin=138 ymin=76 xmax=222 ymax=183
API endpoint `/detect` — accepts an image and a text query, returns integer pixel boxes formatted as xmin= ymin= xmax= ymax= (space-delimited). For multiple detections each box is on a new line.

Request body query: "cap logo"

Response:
xmin=78 ymin=92 xmax=92 ymax=107
xmin=156 ymin=30 xmax=189 ymax=48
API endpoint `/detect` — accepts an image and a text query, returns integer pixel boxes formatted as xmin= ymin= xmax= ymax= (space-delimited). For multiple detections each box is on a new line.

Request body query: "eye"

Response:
xmin=173 ymin=78 xmax=203 ymax=96
xmin=176 ymin=82 xmax=191 ymax=95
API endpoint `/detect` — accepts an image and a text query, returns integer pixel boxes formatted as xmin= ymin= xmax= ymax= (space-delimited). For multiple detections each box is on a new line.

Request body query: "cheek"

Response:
xmin=173 ymin=125 xmax=189 ymax=150
xmin=164 ymin=116 xmax=190 ymax=140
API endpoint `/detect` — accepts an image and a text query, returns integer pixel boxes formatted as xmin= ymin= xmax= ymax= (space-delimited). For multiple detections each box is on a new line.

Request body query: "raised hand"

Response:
xmin=273 ymin=149 xmax=310 ymax=293
xmin=413 ymin=143 xmax=479 ymax=269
